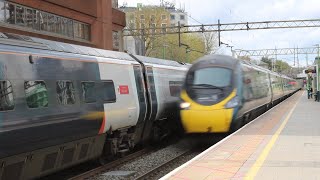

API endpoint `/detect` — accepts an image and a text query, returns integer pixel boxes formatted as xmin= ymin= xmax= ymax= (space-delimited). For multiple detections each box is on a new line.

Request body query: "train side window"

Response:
xmin=0 ymin=80 xmax=14 ymax=111
xmin=81 ymin=82 xmax=96 ymax=103
xmin=56 ymin=81 xmax=76 ymax=105
xmin=102 ymin=81 xmax=116 ymax=103
xmin=24 ymin=81 xmax=48 ymax=108
xmin=169 ymin=81 xmax=183 ymax=97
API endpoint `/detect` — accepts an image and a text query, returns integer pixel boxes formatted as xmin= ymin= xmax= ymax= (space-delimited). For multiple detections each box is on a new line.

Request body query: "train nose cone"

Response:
xmin=180 ymin=109 xmax=233 ymax=133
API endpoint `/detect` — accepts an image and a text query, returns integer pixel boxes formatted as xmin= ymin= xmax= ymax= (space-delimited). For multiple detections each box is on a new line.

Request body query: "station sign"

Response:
xmin=305 ymin=69 xmax=316 ymax=73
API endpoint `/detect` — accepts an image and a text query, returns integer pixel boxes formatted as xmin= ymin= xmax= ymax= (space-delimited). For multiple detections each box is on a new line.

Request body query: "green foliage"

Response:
xmin=146 ymin=33 xmax=206 ymax=63
xmin=125 ymin=6 xmax=209 ymax=63
xmin=275 ymin=60 xmax=291 ymax=73
xmin=239 ymin=55 xmax=252 ymax=61
xmin=261 ymin=57 xmax=272 ymax=70
xmin=260 ymin=57 xmax=292 ymax=74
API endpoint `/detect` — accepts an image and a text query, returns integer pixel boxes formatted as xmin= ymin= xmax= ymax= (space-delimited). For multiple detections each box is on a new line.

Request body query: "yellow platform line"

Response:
xmin=245 ymin=92 xmax=303 ymax=180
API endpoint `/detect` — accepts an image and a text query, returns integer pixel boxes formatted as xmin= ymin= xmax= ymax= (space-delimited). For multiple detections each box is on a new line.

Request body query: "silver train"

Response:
xmin=0 ymin=32 xmax=189 ymax=179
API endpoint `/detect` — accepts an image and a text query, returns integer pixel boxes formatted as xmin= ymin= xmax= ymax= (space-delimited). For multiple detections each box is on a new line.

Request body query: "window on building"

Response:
xmin=129 ymin=22 xmax=135 ymax=29
xmin=55 ymin=16 xmax=62 ymax=34
xmin=102 ymin=81 xmax=116 ymax=103
xmin=140 ymin=14 xmax=145 ymax=20
xmin=180 ymin=15 xmax=185 ymax=20
xmin=112 ymin=0 xmax=118 ymax=8
xmin=81 ymin=82 xmax=96 ymax=103
xmin=171 ymin=23 xmax=175 ymax=27
xmin=170 ymin=14 xmax=175 ymax=20
xmin=0 ymin=80 xmax=14 ymax=111
xmin=66 ymin=19 xmax=73 ymax=37
xmin=151 ymin=15 xmax=155 ymax=22
xmin=25 ymin=81 xmax=48 ymax=108
xmin=25 ymin=8 xmax=35 ymax=29
xmin=56 ymin=81 xmax=76 ymax=105
xmin=130 ymin=14 xmax=135 ymax=20
xmin=161 ymin=23 xmax=167 ymax=33
xmin=39 ymin=11 xmax=48 ymax=31
xmin=0 ymin=2 xmax=5 ymax=22
xmin=73 ymin=21 xmax=81 ymax=38
xmin=47 ymin=14 xmax=56 ymax=33
xmin=151 ymin=23 xmax=156 ymax=34
xmin=61 ymin=17 xmax=68 ymax=36
xmin=33 ymin=10 xmax=40 ymax=30
xmin=5 ymin=2 xmax=15 ymax=24
xmin=161 ymin=14 xmax=167 ymax=20
xmin=3 ymin=2 xmax=90 ymax=41
xmin=112 ymin=31 xmax=120 ymax=50
xmin=83 ymin=24 xmax=90 ymax=41
xmin=15 ymin=5 xmax=25 ymax=26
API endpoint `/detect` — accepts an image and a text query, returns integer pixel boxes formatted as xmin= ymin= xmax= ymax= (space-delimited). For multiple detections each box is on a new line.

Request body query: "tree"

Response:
xmin=275 ymin=60 xmax=291 ymax=73
xmin=261 ymin=56 xmax=272 ymax=70
xmin=238 ymin=55 xmax=251 ymax=61
xmin=260 ymin=57 xmax=292 ymax=74
xmin=147 ymin=33 xmax=206 ymax=63
xmin=125 ymin=6 xmax=170 ymax=55
xmin=202 ymin=32 xmax=218 ymax=55
xmin=123 ymin=6 xmax=210 ymax=63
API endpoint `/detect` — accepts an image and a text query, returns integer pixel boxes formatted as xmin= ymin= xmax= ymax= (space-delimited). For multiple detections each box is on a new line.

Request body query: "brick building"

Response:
xmin=0 ymin=0 xmax=126 ymax=51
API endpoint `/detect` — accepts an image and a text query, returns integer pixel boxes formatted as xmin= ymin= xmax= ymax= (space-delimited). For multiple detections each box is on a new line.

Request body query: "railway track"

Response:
xmin=135 ymin=149 xmax=203 ymax=180
xmin=68 ymin=137 xmax=212 ymax=180
xmin=69 ymin=148 xmax=152 ymax=180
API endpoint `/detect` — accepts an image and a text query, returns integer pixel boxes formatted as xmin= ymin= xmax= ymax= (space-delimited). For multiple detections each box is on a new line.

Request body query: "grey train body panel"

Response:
xmin=134 ymin=55 xmax=189 ymax=121
xmin=0 ymin=51 xmax=103 ymax=158
xmin=237 ymin=60 xmax=297 ymax=120
xmin=130 ymin=55 xmax=189 ymax=142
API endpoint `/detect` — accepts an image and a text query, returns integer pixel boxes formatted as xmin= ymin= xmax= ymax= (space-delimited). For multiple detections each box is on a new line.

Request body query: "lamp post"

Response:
xmin=221 ymin=42 xmax=235 ymax=57
xmin=314 ymin=44 xmax=320 ymax=101
xmin=186 ymin=48 xmax=191 ymax=63
xmin=163 ymin=44 xmax=169 ymax=59
xmin=227 ymin=45 xmax=235 ymax=57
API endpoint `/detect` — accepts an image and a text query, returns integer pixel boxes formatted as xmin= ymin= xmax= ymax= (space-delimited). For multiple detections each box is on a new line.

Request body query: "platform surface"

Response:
xmin=161 ymin=91 xmax=320 ymax=180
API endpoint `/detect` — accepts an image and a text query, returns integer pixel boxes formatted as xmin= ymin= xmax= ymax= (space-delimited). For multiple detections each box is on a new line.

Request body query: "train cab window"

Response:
xmin=81 ymin=82 xmax=96 ymax=103
xmin=102 ymin=81 xmax=116 ymax=103
xmin=56 ymin=81 xmax=76 ymax=105
xmin=24 ymin=81 xmax=48 ymax=108
xmin=0 ymin=81 xmax=14 ymax=111
xmin=192 ymin=67 xmax=232 ymax=87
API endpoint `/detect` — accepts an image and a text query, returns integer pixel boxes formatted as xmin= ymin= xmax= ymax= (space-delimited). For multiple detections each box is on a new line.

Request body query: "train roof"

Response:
xmin=0 ymin=32 xmax=138 ymax=62
xmin=195 ymin=54 xmax=240 ymax=69
xmin=0 ymin=32 xmax=191 ymax=68
xmin=134 ymin=55 xmax=191 ymax=68
xmin=193 ymin=54 xmax=295 ymax=80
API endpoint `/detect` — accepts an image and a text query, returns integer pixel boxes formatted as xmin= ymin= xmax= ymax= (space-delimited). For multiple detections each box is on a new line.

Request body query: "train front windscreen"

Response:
xmin=186 ymin=67 xmax=233 ymax=105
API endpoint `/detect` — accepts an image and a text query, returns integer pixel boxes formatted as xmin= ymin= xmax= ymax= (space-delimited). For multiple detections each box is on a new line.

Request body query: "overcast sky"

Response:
xmin=119 ymin=0 xmax=320 ymax=67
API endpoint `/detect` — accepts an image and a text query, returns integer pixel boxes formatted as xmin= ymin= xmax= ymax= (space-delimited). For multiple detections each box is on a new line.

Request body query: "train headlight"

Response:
xmin=180 ymin=102 xmax=191 ymax=109
xmin=225 ymin=96 xmax=240 ymax=109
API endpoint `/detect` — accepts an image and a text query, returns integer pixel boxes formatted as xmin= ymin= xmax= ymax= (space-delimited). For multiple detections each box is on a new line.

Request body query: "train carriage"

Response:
xmin=179 ymin=54 xmax=300 ymax=134
xmin=0 ymin=32 xmax=189 ymax=180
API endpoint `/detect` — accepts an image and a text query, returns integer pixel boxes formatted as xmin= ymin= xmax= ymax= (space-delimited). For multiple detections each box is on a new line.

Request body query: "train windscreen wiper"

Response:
xmin=191 ymin=84 xmax=224 ymax=90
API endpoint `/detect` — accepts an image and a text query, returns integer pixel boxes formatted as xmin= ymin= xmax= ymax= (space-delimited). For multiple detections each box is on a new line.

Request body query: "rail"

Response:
xmin=69 ymin=148 xmax=151 ymax=180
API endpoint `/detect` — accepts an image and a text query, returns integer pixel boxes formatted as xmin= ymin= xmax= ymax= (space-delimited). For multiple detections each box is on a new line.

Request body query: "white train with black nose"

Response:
xmin=0 ymin=32 xmax=189 ymax=180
